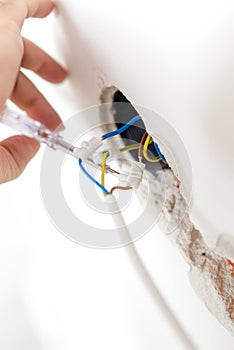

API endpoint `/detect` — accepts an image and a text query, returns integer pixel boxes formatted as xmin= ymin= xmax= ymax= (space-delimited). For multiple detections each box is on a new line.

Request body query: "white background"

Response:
xmin=0 ymin=10 xmax=233 ymax=350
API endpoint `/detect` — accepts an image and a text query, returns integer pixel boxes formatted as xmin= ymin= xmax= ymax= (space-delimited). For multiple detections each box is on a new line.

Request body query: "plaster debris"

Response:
xmin=139 ymin=169 xmax=234 ymax=335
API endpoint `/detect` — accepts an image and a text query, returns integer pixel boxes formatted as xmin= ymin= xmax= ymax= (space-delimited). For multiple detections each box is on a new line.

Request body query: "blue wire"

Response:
xmin=154 ymin=142 xmax=165 ymax=160
xmin=102 ymin=115 xmax=142 ymax=140
xmin=78 ymin=158 xmax=110 ymax=195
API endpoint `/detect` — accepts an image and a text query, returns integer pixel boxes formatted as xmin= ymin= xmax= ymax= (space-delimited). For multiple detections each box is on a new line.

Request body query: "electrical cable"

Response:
xmin=120 ymin=143 xmax=140 ymax=153
xmin=110 ymin=186 xmax=133 ymax=195
xmin=138 ymin=132 xmax=148 ymax=162
xmin=79 ymin=119 xmax=194 ymax=347
xmin=143 ymin=135 xmax=161 ymax=163
xmin=126 ymin=242 xmax=196 ymax=350
xmin=153 ymin=141 xmax=166 ymax=160
xmin=79 ymin=111 xmax=194 ymax=346
xmin=102 ymin=115 xmax=141 ymax=140
xmin=78 ymin=158 xmax=110 ymax=196
xmin=105 ymin=195 xmax=197 ymax=350
xmin=101 ymin=151 xmax=109 ymax=197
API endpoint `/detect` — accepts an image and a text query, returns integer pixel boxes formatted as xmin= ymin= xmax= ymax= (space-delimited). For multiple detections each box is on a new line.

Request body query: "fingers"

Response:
xmin=0 ymin=1 xmax=64 ymax=184
xmin=11 ymin=71 xmax=63 ymax=130
xmin=0 ymin=135 xmax=39 ymax=183
xmin=0 ymin=20 xmax=23 ymax=108
xmin=0 ymin=0 xmax=55 ymax=29
xmin=28 ymin=0 xmax=55 ymax=18
xmin=22 ymin=38 xmax=67 ymax=83
xmin=0 ymin=1 xmax=64 ymax=109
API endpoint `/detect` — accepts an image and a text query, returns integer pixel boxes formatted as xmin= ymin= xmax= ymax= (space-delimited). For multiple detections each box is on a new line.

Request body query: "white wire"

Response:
xmin=105 ymin=194 xmax=197 ymax=350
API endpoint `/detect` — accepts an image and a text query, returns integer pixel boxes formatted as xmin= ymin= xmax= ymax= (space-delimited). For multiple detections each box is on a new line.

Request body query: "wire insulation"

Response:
xmin=102 ymin=115 xmax=141 ymax=140
xmin=105 ymin=195 xmax=197 ymax=350
xmin=153 ymin=141 xmax=166 ymax=160
xmin=101 ymin=152 xmax=109 ymax=197
xmin=78 ymin=158 xmax=110 ymax=196
xmin=120 ymin=144 xmax=140 ymax=153
xmin=143 ymin=136 xmax=161 ymax=163
xmin=138 ymin=132 xmax=148 ymax=162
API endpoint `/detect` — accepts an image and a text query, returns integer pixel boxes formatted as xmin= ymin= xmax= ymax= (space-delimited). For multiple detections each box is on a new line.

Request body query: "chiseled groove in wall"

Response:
xmin=100 ymin=86 xmax=234 ymax=336
xmin=141 ymin=169 xmax=234 ymax=336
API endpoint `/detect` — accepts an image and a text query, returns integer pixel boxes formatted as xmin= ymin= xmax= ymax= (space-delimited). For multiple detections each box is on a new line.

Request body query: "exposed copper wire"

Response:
xmin=174 ymin=175 xmax=181 ymax=187
xmin=110 ymin=186 xmax=133 ymax=195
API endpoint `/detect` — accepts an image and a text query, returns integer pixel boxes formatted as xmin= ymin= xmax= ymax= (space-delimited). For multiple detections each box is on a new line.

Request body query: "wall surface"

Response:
xmin=0 ymin=6 xmax=233 ymax=350
xmin=54 ymin=0 xmax=234 ymax=249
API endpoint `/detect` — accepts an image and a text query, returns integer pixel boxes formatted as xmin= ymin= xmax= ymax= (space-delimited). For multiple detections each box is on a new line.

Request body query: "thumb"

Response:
xmin=0 ymin=135 xmax=40 ymax=183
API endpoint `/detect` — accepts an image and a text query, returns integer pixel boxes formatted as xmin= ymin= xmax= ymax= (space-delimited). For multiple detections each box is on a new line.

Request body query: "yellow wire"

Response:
xmin=101 ymin=151 xmax=109 ymax=197
xmin=143 ymin=136 xmax=161 ymax=163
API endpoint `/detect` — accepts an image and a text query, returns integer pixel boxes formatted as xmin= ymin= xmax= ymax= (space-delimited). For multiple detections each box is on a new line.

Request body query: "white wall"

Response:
xmin=0 ymin=11 xmax=233 ymax=350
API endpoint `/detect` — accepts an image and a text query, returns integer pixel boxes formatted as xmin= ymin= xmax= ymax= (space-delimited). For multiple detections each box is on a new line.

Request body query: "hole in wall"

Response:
xmin=111 ymin=89 xmax=169 ymax=174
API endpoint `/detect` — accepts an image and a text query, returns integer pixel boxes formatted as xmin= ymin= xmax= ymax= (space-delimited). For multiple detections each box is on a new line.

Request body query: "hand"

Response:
xmin=0 ymin=0 xmax=67 ymax=183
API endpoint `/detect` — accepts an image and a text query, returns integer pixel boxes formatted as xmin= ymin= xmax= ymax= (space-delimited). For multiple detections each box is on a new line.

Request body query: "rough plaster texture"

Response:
xmin=139 ymin=169 xmax=234 ymax=336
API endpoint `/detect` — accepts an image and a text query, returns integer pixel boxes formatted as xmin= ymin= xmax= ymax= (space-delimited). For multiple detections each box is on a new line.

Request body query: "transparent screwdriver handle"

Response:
xmin=0 ymin=105 xmax=77 ymax=156
xmin=1 ymin=105 xmax=59 ymax=143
